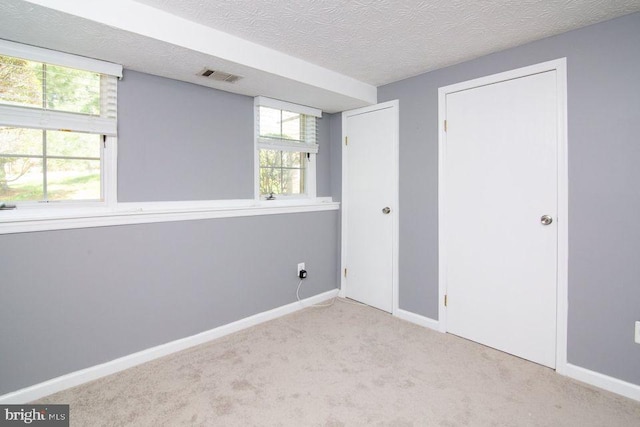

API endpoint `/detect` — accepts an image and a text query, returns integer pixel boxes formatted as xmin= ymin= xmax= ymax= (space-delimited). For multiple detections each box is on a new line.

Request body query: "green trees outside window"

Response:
xmin=0 ymin=55 xmax=102 ymax=202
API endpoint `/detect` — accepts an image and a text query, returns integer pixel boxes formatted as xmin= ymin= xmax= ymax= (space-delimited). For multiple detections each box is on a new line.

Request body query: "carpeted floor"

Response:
xmin=37 ymin=299 xmax=640 ymax=426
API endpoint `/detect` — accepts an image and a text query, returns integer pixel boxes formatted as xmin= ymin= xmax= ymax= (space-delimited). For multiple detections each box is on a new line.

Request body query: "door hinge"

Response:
xmin=345 ymin=136 xmax=348 ymax=146
xmin=344 ymin=268 xmax=348 ymax=277
xmin=444 ymin=120 xmax=447 ymax=132
xmin=102 ymin=134 xmax=107 ymax=148
xmin=444 ymin=294 xmax=448 ymax=307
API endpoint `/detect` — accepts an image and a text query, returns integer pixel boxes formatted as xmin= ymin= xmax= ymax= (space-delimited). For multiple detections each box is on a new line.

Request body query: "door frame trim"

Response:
xmin=437 ymin=58 xmax=568 ymax=373
xmin=340 ymin=100 xmax=400 ymax=314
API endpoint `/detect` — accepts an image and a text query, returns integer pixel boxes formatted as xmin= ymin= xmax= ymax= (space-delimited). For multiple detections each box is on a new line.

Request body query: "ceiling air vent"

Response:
xmin=198 ymin=68 xmax=242 ymax=83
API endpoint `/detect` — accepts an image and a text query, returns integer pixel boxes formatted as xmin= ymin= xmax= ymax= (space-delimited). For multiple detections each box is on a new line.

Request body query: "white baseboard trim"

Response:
xmin=394 ymin=309 xmax=440 ymax=331
xmin=391 ymin=309 xmax=640 ymax=403
xmin=0 ymin=289 xmax=339 ymax=404
xmin=563 ymin=363 xmax=640 ymax=402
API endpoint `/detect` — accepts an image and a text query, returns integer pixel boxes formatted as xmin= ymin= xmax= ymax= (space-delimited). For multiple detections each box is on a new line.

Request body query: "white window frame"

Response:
xmin=254 ymin=96 xmax=321 ymax=200
xmin=0 ymin=39 xmax=121 ymax=209
xmin=0 ymin=44 xmax=338 ymax=234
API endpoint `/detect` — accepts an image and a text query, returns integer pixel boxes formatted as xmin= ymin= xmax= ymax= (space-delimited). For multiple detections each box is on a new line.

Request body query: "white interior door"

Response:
xmin=342 ymin=101 xmax=398 ymax=313
xmin=444 ymin=71 xmax=558 ymax=368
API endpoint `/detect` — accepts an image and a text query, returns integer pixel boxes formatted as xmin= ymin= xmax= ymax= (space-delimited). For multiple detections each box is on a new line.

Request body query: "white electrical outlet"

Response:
xmin=635 ymin=321 xmax=640 ymax=344
xmin=297 ymin=262 xmax=305 ymax=276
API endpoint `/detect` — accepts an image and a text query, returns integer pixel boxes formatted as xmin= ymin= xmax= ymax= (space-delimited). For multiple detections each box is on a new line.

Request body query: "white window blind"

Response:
xmin=0 ymin=40 xmax=121 ymax=136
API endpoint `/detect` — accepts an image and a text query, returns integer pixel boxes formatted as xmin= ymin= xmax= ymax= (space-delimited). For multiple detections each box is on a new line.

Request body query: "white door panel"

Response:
xmin=343 ymin=105 xmax=397 ymax=312
xmin=445 ymin=71 xmax=558 ymax=367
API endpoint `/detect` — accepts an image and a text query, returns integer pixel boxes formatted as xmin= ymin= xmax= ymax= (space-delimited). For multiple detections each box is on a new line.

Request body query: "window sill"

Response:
xmin=0 ymin=197 xmax=339 ymax=235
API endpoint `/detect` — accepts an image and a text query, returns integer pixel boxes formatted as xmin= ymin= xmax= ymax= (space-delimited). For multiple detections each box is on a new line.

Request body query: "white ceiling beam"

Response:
xmin=24 ymin=0 xmax=377 ymax=107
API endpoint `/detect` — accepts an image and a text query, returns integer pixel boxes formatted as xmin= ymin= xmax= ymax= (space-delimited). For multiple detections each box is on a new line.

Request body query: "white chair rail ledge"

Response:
xmin=0 ymin=197 xmax=339 ymax=235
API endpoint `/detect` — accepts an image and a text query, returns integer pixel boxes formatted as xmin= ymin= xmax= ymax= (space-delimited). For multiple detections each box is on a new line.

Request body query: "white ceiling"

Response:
xmin=135 ymin=0 xmax=640 ymax=86
xmin=1 ymin=0 xmax=638 ymax=112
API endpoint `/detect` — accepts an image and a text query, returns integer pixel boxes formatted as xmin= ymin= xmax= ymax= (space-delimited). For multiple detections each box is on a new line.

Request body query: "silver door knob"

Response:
xmin=382 ymin=207 xmax=391 ymax=214
xmin=540 ymin=215 xmax=553 ymax=225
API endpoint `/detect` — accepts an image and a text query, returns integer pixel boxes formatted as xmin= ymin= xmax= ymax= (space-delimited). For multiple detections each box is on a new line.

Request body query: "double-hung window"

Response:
xmin=0 ymin=40 xmax=121 ymax=205
xmin=255 ymin=97 xmax=321 ymax=199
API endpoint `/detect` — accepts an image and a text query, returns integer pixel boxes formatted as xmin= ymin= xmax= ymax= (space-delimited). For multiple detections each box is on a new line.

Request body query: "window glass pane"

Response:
xmin=281 ymin=168 xmax=304 ymax=195
xmin=0 ymin=127 xmax=43 ymax=155
xmin=259 ymin=167 xmax=281 ymax=196
xmin=281 ymin=110 xmax=301 ymax=141
xmin=1 ymin=48 xmax=111 ymax=204
xmin=0 ymin=55 xmax=101 ymax=115
xmin=259 ymin=149 xmax=305 ymax=196
xmin=259 ymin=149 xmax=281 ymax=168
xmin=0 ymin=157 xmax=43 ymax=201
xmin=45 ymin=64 xmax=100 ymax=115
xmin=259 ymin=106 xmax=282 ymax=139
xmin=282 ymin=152 xmax=302 ymax=168
xmin=47 ymin=131 xmax=100 ymax=158
xmin=0 ymin=56 xmax=42 ymax=108
xmin=46 ymin=158 xmax=100 ymax=201
xmin=257 ymin=102 xmax=315 ymax=197
xmin=258 ymin=107 xmax=303 ymax=142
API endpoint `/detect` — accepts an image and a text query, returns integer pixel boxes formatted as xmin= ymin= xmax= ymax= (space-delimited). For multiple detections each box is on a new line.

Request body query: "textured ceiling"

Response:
xmin=0 ymin=0 xmax=373 ymax=113
xmin=1 ymin=0 xmax=639 ymax=112
xmin=135 ymin=0 xmax=640 ymax=86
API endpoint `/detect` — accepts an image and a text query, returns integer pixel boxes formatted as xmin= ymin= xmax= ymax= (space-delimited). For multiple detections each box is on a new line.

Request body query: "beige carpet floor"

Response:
xmin=37 ymin=299 xmax=640 ymax=426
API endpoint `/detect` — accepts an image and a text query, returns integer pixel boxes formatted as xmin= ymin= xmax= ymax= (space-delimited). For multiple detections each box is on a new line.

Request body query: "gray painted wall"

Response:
xmin=4 ymin=13 xmax=638 ymax=397
xmin=117 ymin=70 xmax=254 ymax=201
xmin=0 ymin=70 xmax=340 ymax=395
xmin=378 ymin=12 xmax=640 ymax=385
xmin=316 ymin=114 xmax=332 ymax=197
xmin=327 ymin=113 xmax=343 ymax=286
xmin=0 ymin=211 xmax=338 ymax=394
xmin=118 ymin=70 xmax=334 ymax=201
